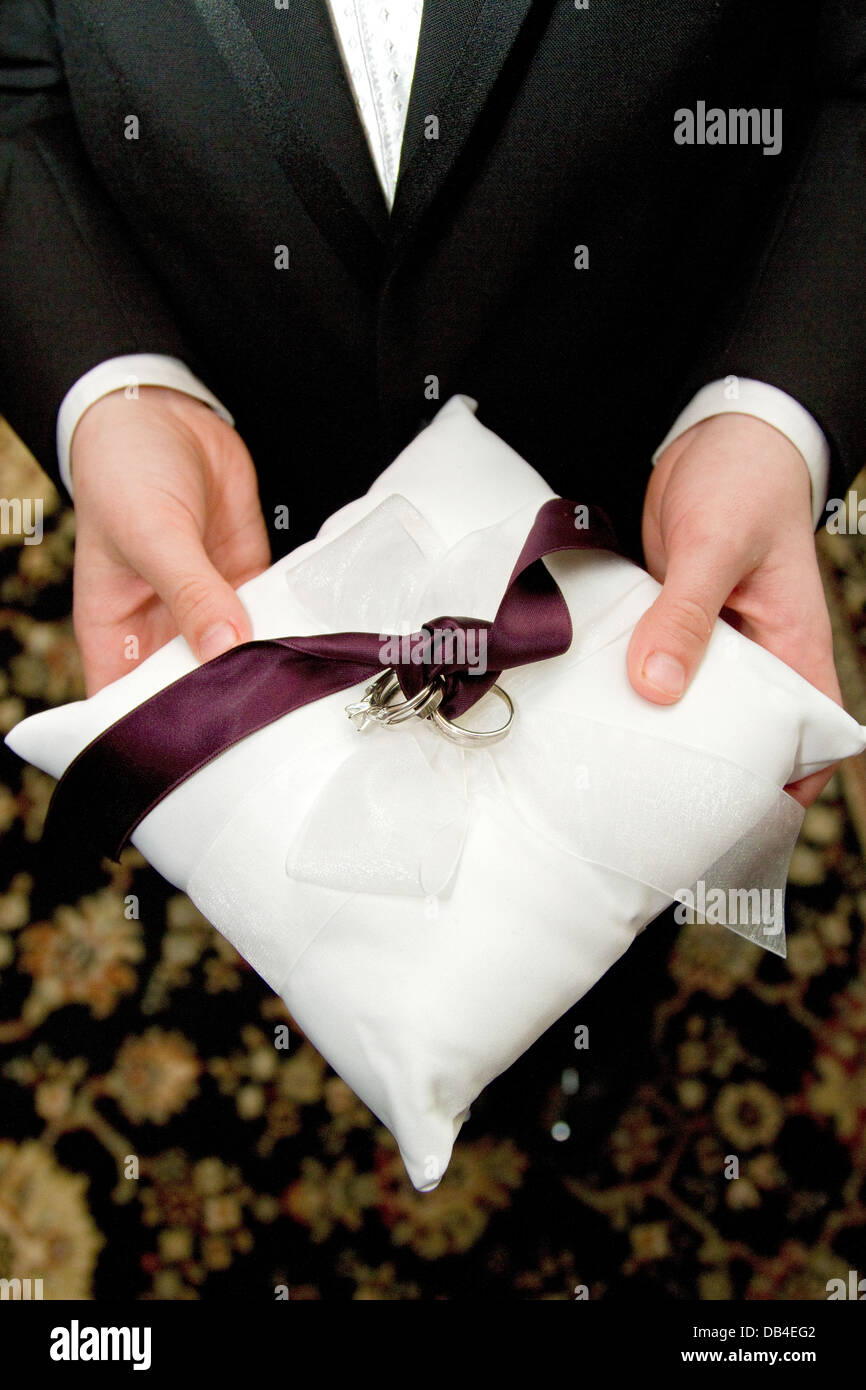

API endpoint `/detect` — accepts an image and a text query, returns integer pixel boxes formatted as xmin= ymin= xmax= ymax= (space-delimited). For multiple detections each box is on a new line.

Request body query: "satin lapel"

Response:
xmin=391 ymin=0 xmax=539 ymax=253
xmin=191 ymin=0 xmax=390 ymax=287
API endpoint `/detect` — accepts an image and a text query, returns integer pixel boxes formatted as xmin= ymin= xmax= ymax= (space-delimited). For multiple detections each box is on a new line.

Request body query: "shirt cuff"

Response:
xmin=56 ymin=354 xmax=235 ymax=499
xmin=651 ymin=379 xmax=831 ymax=531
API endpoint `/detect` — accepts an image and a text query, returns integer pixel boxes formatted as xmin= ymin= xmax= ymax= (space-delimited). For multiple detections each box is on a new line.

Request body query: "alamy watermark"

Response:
xmin=674 ymin=880 xmax=783 ymax=935
xmin=0 ymin=1276 xmax=43 ymax=1299
xmin=0 ymin=497 xmax=42 ymax=545
xmin=49 ymin=1320 xmax=151 ymax=1370
xmin=825 ymin=493 xmax=866 ymax=534
xmin=674 ymin=102 xmax=782 ymax=157
xmin=378 ymin=626 xmax=488 ymax=675
xmin=827 ymin=1270 xmax=866 ymax=1300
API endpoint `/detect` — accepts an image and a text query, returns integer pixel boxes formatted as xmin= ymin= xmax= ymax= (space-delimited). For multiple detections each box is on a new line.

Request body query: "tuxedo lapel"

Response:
xmin=391 ymin=0 xmax=540 ymax=252
xmin=190 ymin=0 xmax=543 ymax=283
xmin=191 ymin=0 xmax=390 ymax=286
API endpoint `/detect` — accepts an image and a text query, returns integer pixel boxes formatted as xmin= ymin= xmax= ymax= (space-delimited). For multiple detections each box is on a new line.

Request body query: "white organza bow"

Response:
xmin=282 ymin=493 xmax=802 ymax=956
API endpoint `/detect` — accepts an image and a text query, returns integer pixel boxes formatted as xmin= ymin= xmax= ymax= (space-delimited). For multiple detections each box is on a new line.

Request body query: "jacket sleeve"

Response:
xmin=671 ymin=0 xmax=866 ymax=507
xmin=0 ymin=0 xmax=213 ymax=487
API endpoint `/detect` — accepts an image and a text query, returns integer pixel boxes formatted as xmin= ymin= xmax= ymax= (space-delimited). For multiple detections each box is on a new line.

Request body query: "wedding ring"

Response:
xmin=346 ymin=667 xmax=514 ymax=745
xmin=430 ymin=683 xmax=514 ymax=747
xmin=346 ymin=668 xmax=443 ymax=728
xmin=377 ymin=673 xmax=444 ymax=725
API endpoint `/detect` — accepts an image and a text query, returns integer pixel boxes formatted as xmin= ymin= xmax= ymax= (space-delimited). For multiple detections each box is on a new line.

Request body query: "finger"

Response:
xmin=206 ymin=502 xmax=272 ymax=591
xmin=129 ymin=518 xmax=254 ymax=664
xmin=739 ymin=576 xmax=842 ymax=807
xmin=76 ymin=620 xmax=132 ymax=697
xmin=75 ymin=602 xmax=177 ymax=697
xmin=784 ymin=763 xmax=838 ymax=810
xmin=627 ymin=524 xmax=750 ymax=703
xmin=731 ymin=561 xmax=842 ymax=707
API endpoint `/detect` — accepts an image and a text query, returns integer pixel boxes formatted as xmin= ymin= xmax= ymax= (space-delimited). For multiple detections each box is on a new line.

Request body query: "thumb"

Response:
xmin=627 ymin=536 xmax=746 ymax=704
xmin=136 ymin=524 xmax=253 ymax=664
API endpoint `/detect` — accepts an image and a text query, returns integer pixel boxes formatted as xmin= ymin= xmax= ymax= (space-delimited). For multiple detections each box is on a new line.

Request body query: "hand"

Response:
xmin=627 ymin=413 xmax=841 ymax=808
xmin=70 ymin=386 xmax=271 ymax=695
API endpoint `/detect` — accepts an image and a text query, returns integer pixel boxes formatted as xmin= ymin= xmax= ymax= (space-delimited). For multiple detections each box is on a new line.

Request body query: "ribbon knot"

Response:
xmin=390 ymin=615 xmax=495 ymax=712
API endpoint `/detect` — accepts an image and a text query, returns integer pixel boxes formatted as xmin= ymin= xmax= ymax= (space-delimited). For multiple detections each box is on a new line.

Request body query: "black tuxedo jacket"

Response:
xmin=1 ymin=0 xmax=864 ymax=557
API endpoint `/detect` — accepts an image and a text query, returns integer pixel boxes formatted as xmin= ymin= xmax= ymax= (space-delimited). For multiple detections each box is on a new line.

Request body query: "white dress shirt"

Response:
xmin=56 ymin=0 xmax=830 ymax=528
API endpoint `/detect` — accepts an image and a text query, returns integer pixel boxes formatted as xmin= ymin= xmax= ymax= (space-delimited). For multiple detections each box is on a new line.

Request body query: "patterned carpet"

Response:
xmin=0 ymin=415 xmax=864 ymax=1300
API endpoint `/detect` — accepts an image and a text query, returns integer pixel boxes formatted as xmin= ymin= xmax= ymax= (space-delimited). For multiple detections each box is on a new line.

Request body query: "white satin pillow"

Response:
xmin=7 ymin=395 xmax=865 ymax=1190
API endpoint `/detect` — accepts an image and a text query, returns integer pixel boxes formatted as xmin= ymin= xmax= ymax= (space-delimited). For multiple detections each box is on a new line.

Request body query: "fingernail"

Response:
xmin=642 ymin=651 xmax=686 ymax=698
xmin=198 ymin=622 xmax=238 ymax=663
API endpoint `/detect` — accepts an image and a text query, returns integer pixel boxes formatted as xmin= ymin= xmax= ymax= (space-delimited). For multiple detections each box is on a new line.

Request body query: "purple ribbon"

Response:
xmin=43 ymin=497 xmax=622 ymax=864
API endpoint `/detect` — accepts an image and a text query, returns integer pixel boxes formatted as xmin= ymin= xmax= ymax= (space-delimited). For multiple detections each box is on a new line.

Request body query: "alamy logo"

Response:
xmin=674 ymin=102 xmax=782 ymax=156
xmin=378 ymin=626 xmax=488 ymax=675
xmin=49 ymin=1320 xmax=152 ymax=1371
xmin=0 ymin=496 xmax=42 ymax=545
xmin=674 ymin=881 xmax=783 ymax=934
xmin=826 ymin=1270 xmax=866 ymax=1300
xmin=0 ymin=1277 xmax=43 ymax=1299
xmin=825 ymin=494 xmax=866 ymax=534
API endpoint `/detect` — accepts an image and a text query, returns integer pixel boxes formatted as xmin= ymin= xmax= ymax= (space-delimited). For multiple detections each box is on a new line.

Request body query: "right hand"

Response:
xmin=70 ymin=385 xmax=271 ymax=695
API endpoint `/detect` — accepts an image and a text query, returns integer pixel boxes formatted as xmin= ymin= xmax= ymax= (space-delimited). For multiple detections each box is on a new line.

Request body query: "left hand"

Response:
xmin=627 ymin=412 xmax=842 ymax=808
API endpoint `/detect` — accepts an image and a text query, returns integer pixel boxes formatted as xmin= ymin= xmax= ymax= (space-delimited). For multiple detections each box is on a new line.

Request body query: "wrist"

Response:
xmin=69 ymin=385 xmax=217 ymax=488
xmin=653 ymin=414 xmax=815 ymax=531
xmin=653 ymin=380 xmax=830 ymax=530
